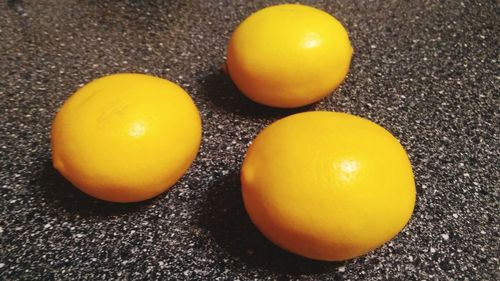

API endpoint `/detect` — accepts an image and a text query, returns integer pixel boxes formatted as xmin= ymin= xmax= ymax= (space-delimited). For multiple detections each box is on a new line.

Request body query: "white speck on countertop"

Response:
xmin=442 ymin=234 xmax=450 ymax=240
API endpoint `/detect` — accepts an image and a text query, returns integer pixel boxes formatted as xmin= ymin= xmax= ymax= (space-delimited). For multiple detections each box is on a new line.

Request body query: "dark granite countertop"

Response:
xmin=1 ymin=0 xmax=498 ymax=280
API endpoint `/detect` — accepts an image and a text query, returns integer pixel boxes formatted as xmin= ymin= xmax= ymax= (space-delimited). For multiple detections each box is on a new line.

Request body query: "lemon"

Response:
xmin=227 ymin=4 xmax=353 ymax=108
xmin=241 ymin=111 xmax=415 ymax=261
xmin=51 ymin=73 xmax=202 ymax=203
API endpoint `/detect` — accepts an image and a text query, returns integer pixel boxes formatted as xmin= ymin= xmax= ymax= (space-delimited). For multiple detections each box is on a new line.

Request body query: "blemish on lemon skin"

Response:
xmin=97 ymin=100 xmax=132 ymax=125
xmin=241 ymin=165 xmax=255 ymax=185
xmin=53 ymin=156 xmax=65 ymax=171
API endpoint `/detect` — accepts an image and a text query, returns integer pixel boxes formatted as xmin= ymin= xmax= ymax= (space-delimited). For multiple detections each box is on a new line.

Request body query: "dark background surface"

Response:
xmin=1 ymin=0 xmax=498 ymax=280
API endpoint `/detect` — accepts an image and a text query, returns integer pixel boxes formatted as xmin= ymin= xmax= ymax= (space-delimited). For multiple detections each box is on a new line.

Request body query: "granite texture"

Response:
xmin=0 ymin=0 xmax=499 ymax=280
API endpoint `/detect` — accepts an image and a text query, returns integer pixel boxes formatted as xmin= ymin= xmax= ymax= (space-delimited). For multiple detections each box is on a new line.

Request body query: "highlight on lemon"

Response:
xmin=227 ymin=4 xmax=353 ymax=108
xmin=241 ymin=111 xmax=415 ymax=261
xmin=51 ymin=73 xmax=202 ymax=203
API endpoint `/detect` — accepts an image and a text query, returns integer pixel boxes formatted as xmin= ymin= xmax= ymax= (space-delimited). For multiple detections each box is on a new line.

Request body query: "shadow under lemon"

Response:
xmin=37 ymin=159 xmax=154 ymax=217
xmin=196 ymin=172 xmax=345 ymax=275
xmin=198 ymin=68 xmax=315 ymax=119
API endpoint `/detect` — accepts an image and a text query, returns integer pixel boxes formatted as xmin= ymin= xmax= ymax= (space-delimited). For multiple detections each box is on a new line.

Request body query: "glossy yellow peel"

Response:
xmin=227 ymin=4 xmax=353 ymax=108
xmin=51 ymin=73 xmax=202 ymax=203
xmin=241 ymin=111 xmax=416 ymax=261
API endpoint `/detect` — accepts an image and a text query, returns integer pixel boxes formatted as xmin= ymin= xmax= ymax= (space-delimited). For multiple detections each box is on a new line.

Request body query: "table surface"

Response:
xmin=1 ymin=0 xmax=498 ymax=280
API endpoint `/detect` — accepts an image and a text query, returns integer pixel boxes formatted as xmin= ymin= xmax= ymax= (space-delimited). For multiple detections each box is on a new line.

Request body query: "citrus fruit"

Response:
xmin=226 ymin=4 xmax=353 ymax=108
xmin=51 ymin=73 xmax=202 ymax=203
xmin=241 ymin=111 xmax=415 ymax=261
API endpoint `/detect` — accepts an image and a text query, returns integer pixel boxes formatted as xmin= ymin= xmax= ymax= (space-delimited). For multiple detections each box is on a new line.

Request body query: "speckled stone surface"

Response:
xmin=0 ymin=0 xmax=498 ymax=280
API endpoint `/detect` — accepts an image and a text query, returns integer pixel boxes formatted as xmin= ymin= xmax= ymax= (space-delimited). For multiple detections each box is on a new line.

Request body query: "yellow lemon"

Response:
xmin=51 ymin=73 xmax=202 ymax=203
xmin=226 ymin=4 xmax=353 ymax=108
xmin=241 ymin=111 xmax=415 ymax=261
